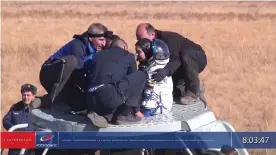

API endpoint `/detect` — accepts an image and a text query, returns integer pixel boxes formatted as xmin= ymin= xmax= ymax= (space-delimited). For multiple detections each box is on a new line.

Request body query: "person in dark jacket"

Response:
xmin=2 ymin=83 xmax=40 ymax=155
xmin=39 ymin=23 xmax=113 ymax=111
xmin=136 ymin=23 xmax=207 ymax=105
xmin=86 ymin=38 xmax=148 ymax=128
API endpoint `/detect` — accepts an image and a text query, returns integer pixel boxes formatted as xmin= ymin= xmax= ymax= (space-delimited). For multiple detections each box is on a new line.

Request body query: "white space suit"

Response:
xmin=141 ymin=58 xmax=174 ymax=115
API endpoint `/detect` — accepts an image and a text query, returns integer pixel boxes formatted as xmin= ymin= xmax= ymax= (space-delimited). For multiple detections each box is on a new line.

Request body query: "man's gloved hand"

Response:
xmin=138 ymin=65 xmax=146 ymax=72
xmin=151 ymin=68 xmax=170 ymax=82
xmin=138 ymin=65 xmax=150 ymax=80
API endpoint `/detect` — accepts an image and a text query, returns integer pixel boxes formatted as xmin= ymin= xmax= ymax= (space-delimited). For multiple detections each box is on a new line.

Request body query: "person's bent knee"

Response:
xmin=180 ymin=49 xmax=194 ymax=64
xmin=62 ymin=55 xmax=78 ymax=69
xmin=197 ymin=49 xmax=207 ymax=73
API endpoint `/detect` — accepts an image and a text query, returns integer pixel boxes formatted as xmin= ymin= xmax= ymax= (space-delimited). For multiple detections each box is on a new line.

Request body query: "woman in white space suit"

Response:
xmin=135 ymin=38 xmax=174 ymax=116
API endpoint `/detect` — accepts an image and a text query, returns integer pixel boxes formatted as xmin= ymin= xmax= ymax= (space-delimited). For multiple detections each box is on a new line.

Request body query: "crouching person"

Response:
xmin=135 ymin=38 xmax=174 ymax=116
xmin=2 ymin=83 xmax=40 ymax=155
xmin=39 ymin=23 xmax=110 ymax=111
xmin=86 ymin=38 xmax=148 ymax=128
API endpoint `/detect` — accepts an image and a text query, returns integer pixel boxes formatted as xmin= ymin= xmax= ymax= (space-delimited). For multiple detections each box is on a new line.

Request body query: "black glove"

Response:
xmin=138 ymin=65 xmax=146 ymax=72
xmin=138 ymin=64 xmax=150 ymax=80
xmin=151 ymin=68 xmax=170 ymax=82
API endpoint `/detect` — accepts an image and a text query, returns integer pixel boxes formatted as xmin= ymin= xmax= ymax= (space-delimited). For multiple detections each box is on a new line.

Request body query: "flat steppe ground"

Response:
xmin=1 ymin=1 xmax=276 ymax=155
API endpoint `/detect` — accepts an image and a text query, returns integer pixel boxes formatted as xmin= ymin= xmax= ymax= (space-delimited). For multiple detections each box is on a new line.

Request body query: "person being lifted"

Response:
xmin=135 ymin=38 xmax=174 ymax=117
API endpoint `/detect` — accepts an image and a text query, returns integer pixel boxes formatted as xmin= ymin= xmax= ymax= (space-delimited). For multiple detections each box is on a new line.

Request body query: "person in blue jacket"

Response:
xmin=39 ymin=23 xmax=113 ymax=111
xmin=2 ymin=83 xmax=40 ymax=155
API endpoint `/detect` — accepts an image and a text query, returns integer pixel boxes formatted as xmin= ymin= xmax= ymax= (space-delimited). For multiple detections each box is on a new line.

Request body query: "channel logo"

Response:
xmin=40 ymin=134 xmax=54 ymax=142
xmin=36 ymin=132 xmax=58 ymax=148
xmin=1 ymin=132 xmax=35 ymax=149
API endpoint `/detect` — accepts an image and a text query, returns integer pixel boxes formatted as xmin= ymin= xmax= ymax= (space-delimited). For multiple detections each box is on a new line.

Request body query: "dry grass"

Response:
xmin=1 ymin=1 xmax=276 ymax=155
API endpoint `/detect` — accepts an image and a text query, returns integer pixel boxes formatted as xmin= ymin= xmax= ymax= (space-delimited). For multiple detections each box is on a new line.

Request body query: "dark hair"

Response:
xmin=105 ymin=34 xmax=121 ymax=48
xmin=110 ymin=38 xmax=127 ymax=49
xmin=107 ymin=34 xmax=120 ymax=41
xmin=135 ymin=38 xmax=153 ymax=59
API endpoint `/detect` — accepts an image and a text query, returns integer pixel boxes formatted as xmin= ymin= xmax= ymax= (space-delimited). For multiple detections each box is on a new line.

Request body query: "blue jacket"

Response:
xmin=2 ymin=101 xmax=32 ymax=131
xmin=48 ymin=32 xmax=98 ymax=71
xmin=2 ymin=101 xmax=34 ymax=155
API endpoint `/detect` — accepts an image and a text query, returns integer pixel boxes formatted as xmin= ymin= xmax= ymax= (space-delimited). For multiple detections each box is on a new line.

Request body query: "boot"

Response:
xmin=180 ymin=81 xmax=207 ymax=106
xmin=116 ymin=114 xmax=142 ymax=125
xmin=30 ymin=98 xmax=42 ymax=109
xmin=180 ymin=84 xmax=200 ymax=105
xmin=87 ymin=111 xmax=109 ymax=128
xmin=116 ymin=106 xmax=142 ymax=125
xmin=31 ymin=94 xmax=52 ymax=109
xmin=136 ymin=111 xmax=144 ymax=118
xmin=180 ymin=95 xmax=199 ymax=105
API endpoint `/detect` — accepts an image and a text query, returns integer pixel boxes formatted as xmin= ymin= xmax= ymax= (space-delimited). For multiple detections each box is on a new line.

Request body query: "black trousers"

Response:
xmin=39 ymin=55 xmax=87 ymax=111
xmin=86 ymin=70 xmax=147 ymax=116
xmin=173 ymin=48 xmax=207 ymax=99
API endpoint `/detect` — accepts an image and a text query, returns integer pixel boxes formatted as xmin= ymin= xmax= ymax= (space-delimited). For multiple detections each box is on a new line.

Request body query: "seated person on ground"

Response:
xmin=2 ymin=83 xmax=40 ymax=155
xmin=135 ymin=38 xmax=174 ymax=116
xmin=86 ymin=38 xmax=148 ymax=128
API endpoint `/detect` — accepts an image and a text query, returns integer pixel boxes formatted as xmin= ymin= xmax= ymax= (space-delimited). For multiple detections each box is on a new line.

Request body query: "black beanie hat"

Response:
xmin=135 ymin=38 xmax=153 ymax=60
